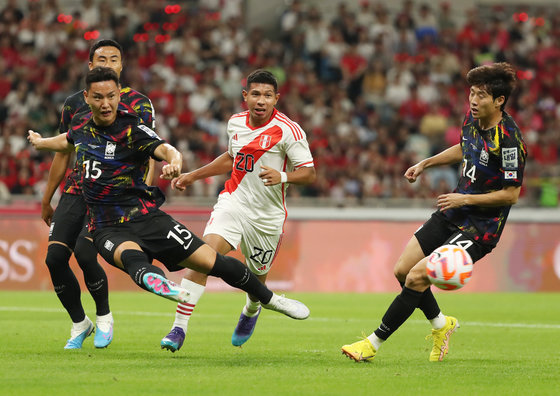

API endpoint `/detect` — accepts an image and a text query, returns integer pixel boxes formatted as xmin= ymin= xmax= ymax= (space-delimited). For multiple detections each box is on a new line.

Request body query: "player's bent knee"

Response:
xmin=405 ymin=267 xmax=430 ymax=290
xmin=393 ymin=267 xmax=408 ymax=282
xmin=74 ymin=237 xmax=99 ymax=268
xmin=180 ymin=244 xmax=216 ymax=274
xmin=113 ymin=241 xmax=141 ymax=267
xmin=45 ymin=243 xmax=73 ymax=272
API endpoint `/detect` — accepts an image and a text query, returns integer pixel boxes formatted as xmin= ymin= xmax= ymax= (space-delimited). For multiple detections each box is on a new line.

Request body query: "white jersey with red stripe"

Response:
xmin=219 ymin=108 xmax=314 ymax=234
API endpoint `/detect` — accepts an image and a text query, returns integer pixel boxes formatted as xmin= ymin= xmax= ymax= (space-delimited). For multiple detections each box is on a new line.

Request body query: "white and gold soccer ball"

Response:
xmin=426 ymin=245 xmax=473 ymax=290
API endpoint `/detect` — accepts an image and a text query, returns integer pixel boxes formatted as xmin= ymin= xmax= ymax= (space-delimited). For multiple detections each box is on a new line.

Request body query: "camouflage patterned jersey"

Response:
xmin=441 ymin=110 xmax=527 ymax=248
xmin=66 ymin=110 xmax=164 ymax=230
xmin=58 ymin=87 xmax=155 ymax=195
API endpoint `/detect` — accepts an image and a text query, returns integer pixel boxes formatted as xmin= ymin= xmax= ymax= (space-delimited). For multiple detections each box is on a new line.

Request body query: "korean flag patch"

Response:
xmin=504 ymin=171 xmax=517 ymax=180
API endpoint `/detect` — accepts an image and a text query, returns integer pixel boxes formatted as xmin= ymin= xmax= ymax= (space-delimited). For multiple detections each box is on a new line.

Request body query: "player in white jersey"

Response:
xmin=161 ymin=70 xmax=316 ymax=352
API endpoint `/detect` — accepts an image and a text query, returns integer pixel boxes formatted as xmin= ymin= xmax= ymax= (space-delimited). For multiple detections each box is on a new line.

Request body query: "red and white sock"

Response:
xmin=171 ymin=279 xmax=205 ymax=332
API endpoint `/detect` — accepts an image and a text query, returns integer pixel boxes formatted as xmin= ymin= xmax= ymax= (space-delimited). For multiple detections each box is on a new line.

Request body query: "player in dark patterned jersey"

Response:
xmin=342 ymin=62 xmax=526 ymax=363
xmin=29 ymin=67 xmax=310 ymax=333
xmin=39 ymin=39 xmax=156 ymax=349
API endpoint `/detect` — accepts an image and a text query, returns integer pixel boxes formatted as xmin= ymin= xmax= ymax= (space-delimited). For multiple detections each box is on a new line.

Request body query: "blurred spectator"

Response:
xmin=2 ymin=0 xmax=559 ymax=207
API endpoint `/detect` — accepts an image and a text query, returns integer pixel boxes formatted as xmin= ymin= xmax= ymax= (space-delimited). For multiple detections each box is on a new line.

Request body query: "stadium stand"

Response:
xmin=0 ymin=0 xmax=558 ymax=207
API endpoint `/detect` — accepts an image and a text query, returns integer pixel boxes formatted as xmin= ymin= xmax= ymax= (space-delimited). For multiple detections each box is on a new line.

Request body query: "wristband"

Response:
xmin=280 ymin=172 xmax=288 ymax=183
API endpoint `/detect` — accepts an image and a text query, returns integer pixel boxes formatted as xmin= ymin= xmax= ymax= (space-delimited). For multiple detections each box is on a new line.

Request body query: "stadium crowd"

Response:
xmin=0 ymin=0 xmax=559 ymax=206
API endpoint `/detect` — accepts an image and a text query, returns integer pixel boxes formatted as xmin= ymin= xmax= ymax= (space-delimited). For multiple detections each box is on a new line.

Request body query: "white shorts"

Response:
xmin=203 ymin=197 xmax=283 ymax=275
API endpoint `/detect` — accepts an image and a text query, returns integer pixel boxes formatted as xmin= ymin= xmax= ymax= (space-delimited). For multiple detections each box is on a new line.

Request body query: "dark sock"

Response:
xmin=45 ymin=244 xmax=85 ymax=323
xmin=208 ymin=254 xmax=273 ymax=304
xmin=398 ymin=279 xmax=440 ymax=320
xmin=74 ymin=236 xmax=110 ymax=316
xmin=120 ymin=249 xmax=165 ymax=291
xmin=374 ymin=287 xmax=423 ymax=340
xmin=417 ymin=287 xmax=440 ymax=320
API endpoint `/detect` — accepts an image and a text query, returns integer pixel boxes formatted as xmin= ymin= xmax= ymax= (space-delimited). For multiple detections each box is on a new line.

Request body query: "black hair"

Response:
xmin=246 ymin=69 xmax=278 ymax=93
xmin=85 ymin=66 xmax=119 ymax=89
xmin=89 ymin=39 xmax=123 ymax=62
xmin=466 ymin=62 xmax=517 ymax=110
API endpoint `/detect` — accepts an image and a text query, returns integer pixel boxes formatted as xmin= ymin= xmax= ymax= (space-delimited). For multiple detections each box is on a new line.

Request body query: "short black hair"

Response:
xmin=246 ymin=69 xmax=278 ymax=92
xmin=466 ymin=62 xmax=517 ymax=110
xmin=85 ymin=66 xmax=120 ymax=89
xmin=89 ymin=39 xmax=123 ymax=62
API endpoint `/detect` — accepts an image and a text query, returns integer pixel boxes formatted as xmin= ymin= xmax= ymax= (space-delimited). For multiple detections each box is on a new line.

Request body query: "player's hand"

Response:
xmin=404 ymin=163 xmax=424 ymax=183
xmin=160 ymin=163 xmax=181 ymax=180
xmin=259 ymin=165 xmax=280 ymax=186
xmin=41 ymin=201 xmax=54 ymax=226
xmin=171 ymin=173 xmax=196 ymax=191
xmin=27 ymin=130 xmax=43 ymax=149
xmin=437 ymin=193 xmax=467 ymax=211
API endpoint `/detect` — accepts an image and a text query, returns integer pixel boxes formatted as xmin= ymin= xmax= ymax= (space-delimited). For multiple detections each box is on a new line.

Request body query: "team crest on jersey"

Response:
xmin=105 ymin=142 xmax=116 ymax=159
xmin=479 ymin=149 xmax=489 ymax=166
xmin=259 ymin=134 xmax=272 ymax=149
xmin=502 ymin=148 xmax=518 ymax=168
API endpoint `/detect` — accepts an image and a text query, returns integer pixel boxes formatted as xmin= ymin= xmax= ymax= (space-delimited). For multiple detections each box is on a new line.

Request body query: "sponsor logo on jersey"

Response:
xmin=88 ymin=143 xmax=99 ymax=149
xmin=479 ymin=149 xmax=489 ymax=166
xmin=504 ymin=170 xmax=517 ymax=180
xmin=104 ymin=240 xmax=114 ymax=251
xmin=105 ymin=142 xmax=116 ymax=159
xmin=502 ymin=148 xmax=518 ymax=168
xmin=259 ymin=134 xmax=271 ymax=149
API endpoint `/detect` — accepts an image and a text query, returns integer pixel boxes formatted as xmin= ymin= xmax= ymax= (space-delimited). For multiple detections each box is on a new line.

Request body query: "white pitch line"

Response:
xmin=1 ymin=306 xmax=560 ymax=329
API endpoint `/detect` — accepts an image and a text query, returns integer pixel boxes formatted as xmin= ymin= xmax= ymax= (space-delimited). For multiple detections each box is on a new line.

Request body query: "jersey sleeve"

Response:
xmin=226 ymin=120 xmax=235 ymax=157
xmin=66 ymin=130 xmax=74 ymax=145
xmin=284 ymin=124 xmax=314 ymax=169
xmin=132 ymin=122 xmax=165 ymax=158
xmin=133 ymin=96 xmax=156 ymax=130
xmin=501 ymin=130 xmax=526 ymax=187
xmin=58 ymin=97 xmax=75 ymax=135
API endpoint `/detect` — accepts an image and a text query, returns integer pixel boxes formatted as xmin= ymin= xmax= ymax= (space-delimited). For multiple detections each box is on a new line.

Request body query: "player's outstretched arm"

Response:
xmin=145 ymin=158 xmax=156 ymax=186
xmin=27 ymin=130 xmax=73 ymax=153
xmin=40 ymin=152 xmax=71 ymax=226
xmin=172 ymin=152 xmax=233 ymax=191
xmin=437 ymin=185 xmax=521 ymax=211
xmin=405 ymin=144 xmax=462 ymax=183
xmin=155 ymin=143 xmax=183 ymax=180
xmin=259 ymin=165 xmax=316 ymax=186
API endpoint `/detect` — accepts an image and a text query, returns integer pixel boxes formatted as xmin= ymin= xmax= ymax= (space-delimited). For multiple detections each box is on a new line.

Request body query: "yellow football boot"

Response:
xmin=341 ymin=338 xmax=377 ymax=362
xmin=427 ymin=316 xmax=459 ymax=362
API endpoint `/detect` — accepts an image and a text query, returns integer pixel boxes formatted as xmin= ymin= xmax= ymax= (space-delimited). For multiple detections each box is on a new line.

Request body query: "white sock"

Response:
xmin=70 ymin=316 xmax=92 ymax=337
xmin=242 ymin=294 xmax=261 ymax=317
xmin=430 ymin=312 xmax=446 ymax=330
xmin=172 ymin=278 xmax=205 ymax=332
xmin=367 ymin=333 xmax=384 ymax=351
xmin=96 ymin=312 xmax=113 ymax=332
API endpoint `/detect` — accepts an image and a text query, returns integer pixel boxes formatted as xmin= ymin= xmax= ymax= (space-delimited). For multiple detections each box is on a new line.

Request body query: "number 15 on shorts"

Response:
xmin=167 ymin=223 xmax=194 ymax=251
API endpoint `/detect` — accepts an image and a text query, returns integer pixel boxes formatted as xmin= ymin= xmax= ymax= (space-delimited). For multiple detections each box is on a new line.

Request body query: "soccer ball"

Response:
xmin=426 ymin=245 xmax=473 ymax=290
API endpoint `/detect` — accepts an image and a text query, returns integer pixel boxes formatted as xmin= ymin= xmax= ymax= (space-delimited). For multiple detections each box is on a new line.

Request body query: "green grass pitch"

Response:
xmin=1 ymin=291 xmax=559 ymax=396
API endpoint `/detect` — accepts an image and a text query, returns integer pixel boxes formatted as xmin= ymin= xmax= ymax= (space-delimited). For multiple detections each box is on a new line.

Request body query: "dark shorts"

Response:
xmin=49 ymin=193 xmax=90 ymax=248
xmin=414 ymin=211 xmax=491 ymax=263
xmin=92 ymin=209 xmax=205 ymax=272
